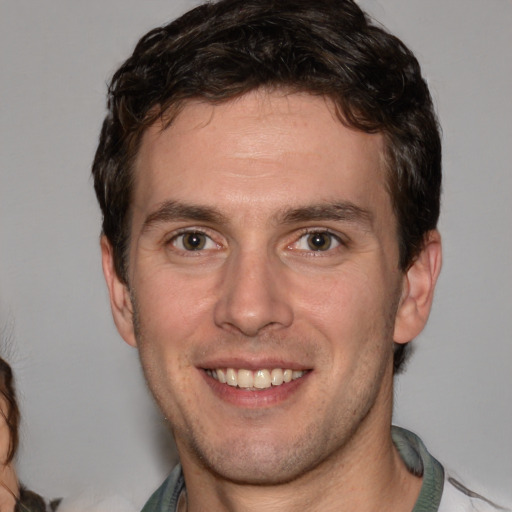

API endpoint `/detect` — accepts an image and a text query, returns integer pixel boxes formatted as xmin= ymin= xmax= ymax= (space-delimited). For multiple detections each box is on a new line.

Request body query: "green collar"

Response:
xmin=392 ymin=426 xmax=445 ymax=512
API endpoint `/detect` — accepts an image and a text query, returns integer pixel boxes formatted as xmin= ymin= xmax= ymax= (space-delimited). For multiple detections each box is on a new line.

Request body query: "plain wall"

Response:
xmin=1 ymin=0 xmax=511 ymax=506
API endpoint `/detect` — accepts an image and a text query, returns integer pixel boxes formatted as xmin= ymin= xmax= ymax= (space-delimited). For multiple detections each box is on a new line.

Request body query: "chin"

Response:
xmin=182 ymin=425 xmax=331 ymax=486
xmin=206 ymin=456 xmax=314 ymax=486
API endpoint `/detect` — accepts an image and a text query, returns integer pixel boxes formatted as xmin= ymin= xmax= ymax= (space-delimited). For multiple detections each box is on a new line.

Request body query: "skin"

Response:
xmin=0 ymin=398 xmax=17 ymax=512
xmin=102 ymin=90 xmax=442 ymax=512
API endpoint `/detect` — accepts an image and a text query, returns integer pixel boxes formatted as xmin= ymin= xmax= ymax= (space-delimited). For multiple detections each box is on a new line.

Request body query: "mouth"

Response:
xmin=204 ymin=367 xmax=307 ymax=390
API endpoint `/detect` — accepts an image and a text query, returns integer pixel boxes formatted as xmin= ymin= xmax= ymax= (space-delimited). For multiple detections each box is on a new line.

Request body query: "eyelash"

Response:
xmin=290 ymin=229 xmax=347 ymax=254
xmin=165 ymin=227 xmax=347 ymax=255
xmin=166 ymin=229 xmax=221 ymax=253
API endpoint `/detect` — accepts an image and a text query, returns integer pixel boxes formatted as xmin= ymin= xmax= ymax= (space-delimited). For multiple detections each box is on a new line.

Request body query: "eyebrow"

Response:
xmin=140 ymin=199 xmax=373 ymax=233
xmin=279 ymin=202 xmax=373 ymax=227
xmin=141 ymin=200 xmax=228 ymax=233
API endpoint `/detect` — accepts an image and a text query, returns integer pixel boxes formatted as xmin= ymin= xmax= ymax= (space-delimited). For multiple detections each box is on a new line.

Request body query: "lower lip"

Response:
xmin=201 ymin=370 xmax=310 ymax=408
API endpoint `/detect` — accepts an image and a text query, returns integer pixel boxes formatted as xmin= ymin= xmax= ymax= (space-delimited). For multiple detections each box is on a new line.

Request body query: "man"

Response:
xmin=92 ymin=1 xmax=506 ymax=510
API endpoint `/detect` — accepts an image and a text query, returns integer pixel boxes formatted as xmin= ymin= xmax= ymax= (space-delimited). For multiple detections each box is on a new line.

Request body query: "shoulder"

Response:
xmin=141 ymin=465 xmax=184 ymax=512
xmin=15 ymin=487 xmax=61 ymax=512
xmin=391 ymin=427 xmax=510 ymax=512
xmin=438 ymin=474 xmax=511 ymax=512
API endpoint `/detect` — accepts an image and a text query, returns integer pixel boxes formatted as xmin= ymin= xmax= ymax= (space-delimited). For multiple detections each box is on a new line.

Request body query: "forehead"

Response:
xmin=132 ymin=90 xmax=389 ymax=222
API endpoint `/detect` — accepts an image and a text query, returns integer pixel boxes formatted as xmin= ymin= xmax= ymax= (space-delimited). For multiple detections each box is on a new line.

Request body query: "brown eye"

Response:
xmin=307 ymin=232 xmax=332 ymax=251
xmin=172 ymin=232 xmax=211 ymax=251
xmin=182 ymin=232 xmax=206 ymax=250
xmin=169 ymin=230 xmax=221 ymax=255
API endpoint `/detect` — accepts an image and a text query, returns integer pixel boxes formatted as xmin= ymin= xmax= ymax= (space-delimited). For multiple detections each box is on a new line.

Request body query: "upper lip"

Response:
xmin=198 ymin=356 xmax=311 ymax=372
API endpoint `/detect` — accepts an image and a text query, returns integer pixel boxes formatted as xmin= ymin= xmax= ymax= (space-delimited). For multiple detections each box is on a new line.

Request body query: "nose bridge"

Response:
xmin=214 ymin=244 xmax=293 ymax=336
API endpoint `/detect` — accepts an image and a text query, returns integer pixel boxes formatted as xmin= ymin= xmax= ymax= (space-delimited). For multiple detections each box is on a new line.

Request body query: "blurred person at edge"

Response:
xmin=0 ymin=357 xmax=137 ymax=511
xmin=0 ymin=357 xmax=60 ymax=511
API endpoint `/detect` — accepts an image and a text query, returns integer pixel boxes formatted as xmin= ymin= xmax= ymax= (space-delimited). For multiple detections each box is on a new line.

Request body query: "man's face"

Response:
xmin=108 ymin=91 xmax=411 ymax=484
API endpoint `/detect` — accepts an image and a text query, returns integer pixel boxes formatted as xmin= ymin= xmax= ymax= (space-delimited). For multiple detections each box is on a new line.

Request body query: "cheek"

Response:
xmin=133 ymin=277 xmax=202 ymax=403
xmin=134 ymin=267 xmax=217 ymax=340
xmin=293 ymin=264 xmax=399 ymax=362
xmin=294 ymin=266 xmax=386 ymax=326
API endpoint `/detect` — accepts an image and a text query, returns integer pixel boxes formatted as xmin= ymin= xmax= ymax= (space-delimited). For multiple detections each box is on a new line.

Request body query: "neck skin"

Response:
xmin=178 ymin=371 xmax=422 ymax=512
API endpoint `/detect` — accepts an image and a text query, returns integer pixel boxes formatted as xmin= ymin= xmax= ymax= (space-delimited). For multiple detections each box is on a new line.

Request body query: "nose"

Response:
xmin=213 ymin=250 xmax=294 ymax=337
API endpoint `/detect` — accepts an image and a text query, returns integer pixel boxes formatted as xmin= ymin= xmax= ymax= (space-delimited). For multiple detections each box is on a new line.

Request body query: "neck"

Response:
xmin=180 ymin=398 xmax=421 ymax=512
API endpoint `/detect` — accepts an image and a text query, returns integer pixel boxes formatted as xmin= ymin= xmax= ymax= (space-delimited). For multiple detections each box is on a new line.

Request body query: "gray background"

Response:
xmin=1 ymin=0 xmax=511 ymax=507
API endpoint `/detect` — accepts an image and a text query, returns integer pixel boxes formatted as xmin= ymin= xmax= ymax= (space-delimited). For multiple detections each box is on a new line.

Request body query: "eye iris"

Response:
xmin=183 ymin=233 xmax=206 ymax=250
xmin=307 ymin=232 xmax=331 ymax=251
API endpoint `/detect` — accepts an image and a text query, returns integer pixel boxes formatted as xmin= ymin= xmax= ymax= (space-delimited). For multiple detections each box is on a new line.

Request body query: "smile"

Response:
xmin=205 ymin=368 xmax=307 ymax=390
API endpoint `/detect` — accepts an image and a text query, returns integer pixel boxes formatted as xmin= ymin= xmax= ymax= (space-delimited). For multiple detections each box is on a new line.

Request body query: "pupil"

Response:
xmin=184 ymin=233 xmax=205 ymax=250
xmin=308 ymin=233 xmax=330 ymax=250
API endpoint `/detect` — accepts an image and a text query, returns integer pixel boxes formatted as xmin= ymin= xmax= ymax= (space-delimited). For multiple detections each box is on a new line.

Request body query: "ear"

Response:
xmin=394 ymin=230 xmax=442 ymax=344
xmin=101 ymin=236 xmax=138 ymax=347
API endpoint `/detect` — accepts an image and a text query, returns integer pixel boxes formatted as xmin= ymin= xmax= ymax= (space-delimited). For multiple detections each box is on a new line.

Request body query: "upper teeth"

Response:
xmin=206 ymin=368 xmax=305 ymax=390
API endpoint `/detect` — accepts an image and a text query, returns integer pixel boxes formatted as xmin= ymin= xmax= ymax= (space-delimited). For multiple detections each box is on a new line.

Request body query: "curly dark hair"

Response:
xmin=92 ymin=0 xmax=442 ymax=373
xmin=0 ymin=357 xmax=20 ymax=465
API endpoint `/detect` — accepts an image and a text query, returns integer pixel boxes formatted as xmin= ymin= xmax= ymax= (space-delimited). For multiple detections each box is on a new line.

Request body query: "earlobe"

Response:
xmin=100 ymin=236 xmax=138 ymax=347
xmin=394 ymin=230 xmax=442 ymax=344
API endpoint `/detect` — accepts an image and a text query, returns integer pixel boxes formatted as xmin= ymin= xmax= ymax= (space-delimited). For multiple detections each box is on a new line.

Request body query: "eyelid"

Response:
xmin=163 ymin=226 xmax=347 ymax=253
xmin=166 ymin=227 xmax=224 ymax=252
xmin=287 ymin=228 xmax=347 ymax=252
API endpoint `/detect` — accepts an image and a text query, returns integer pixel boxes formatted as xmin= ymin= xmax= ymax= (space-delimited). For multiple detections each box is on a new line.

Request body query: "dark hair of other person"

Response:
xmin=91 ymin=0 xmax=442 ymax=374
xmin=1 ymin=357 xmax=62 ymax=511
xmin=0 ymin=358 xmax=19 ymax=467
